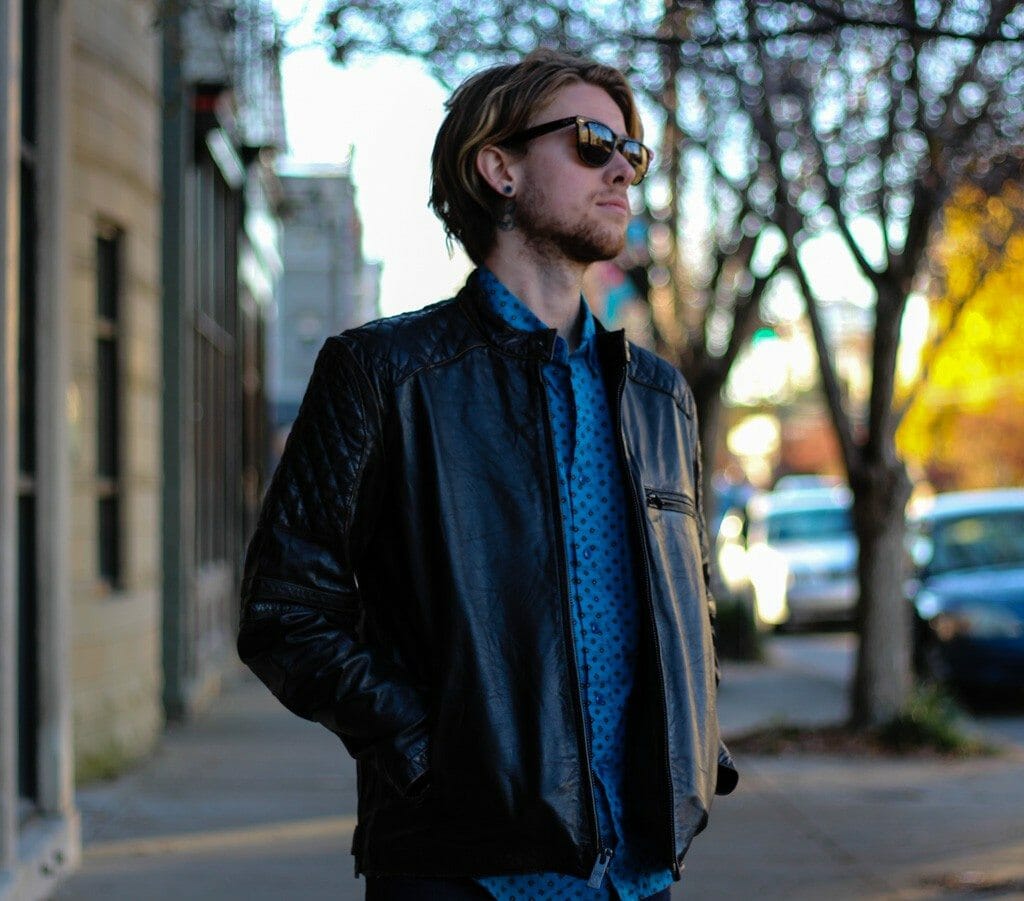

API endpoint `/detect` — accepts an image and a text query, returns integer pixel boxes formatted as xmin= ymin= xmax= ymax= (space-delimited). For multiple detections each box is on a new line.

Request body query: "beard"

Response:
xmin=514 ymin=182 xmax=626 ymax=264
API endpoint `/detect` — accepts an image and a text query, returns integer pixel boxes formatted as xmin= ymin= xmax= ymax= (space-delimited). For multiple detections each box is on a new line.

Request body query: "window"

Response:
xmin=16 ymin=0 xmax=40 ymax=808
xmin=930 ymin=510 xmax=1024 ymax=574
xmin=96 ymin=227 xmax=122 ymax=588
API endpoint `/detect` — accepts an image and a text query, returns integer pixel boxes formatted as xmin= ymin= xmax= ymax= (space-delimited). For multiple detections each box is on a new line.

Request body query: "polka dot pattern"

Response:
xmin=475 ymin=269 xmax=673 ymax=901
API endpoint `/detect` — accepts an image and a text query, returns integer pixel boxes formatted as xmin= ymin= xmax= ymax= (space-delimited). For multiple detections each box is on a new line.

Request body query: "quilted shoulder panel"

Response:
xmin=262 ymin=297 xmax=486 ymax=551
xmin=344 ymin=296 xmax=484 ymax=388
xmin=260 ymin=336 xmax=375 ymax=547
xmin=627 ymin=343 xmax=694 ymax=418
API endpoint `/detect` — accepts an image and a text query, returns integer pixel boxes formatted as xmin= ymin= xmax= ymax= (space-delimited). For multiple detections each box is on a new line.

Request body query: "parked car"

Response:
xmin=906 ymin=488 xmax=1024 ymax=694
xmin=716 ymin=486 xmax=857 ymax=630
xmin=772 ymin=473 xmax=843 ymax=493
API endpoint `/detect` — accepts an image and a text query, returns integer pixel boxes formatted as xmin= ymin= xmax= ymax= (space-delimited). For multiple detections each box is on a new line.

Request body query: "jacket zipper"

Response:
xmin=616 ymin=372 xmax=681 ymax=880
xmin=645 ymin=488 xmax=696 ymax=517
xmin=535 ymin=361 xmax=614 ymax=888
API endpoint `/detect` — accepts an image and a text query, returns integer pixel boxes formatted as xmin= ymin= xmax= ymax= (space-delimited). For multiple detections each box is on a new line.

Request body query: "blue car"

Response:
xmin=907 ymin=488 xmax=1024 ymax=695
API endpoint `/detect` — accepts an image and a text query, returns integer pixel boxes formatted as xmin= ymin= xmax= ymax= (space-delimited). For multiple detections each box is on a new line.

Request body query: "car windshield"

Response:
xmin=766 ymin=507 xmax=852 ymax=542
xmin=928 ymin=510 xmax=1024 ymax=574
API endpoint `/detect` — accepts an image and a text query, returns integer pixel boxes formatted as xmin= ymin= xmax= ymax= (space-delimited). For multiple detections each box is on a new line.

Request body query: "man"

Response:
xmin=238 ymin=49 xmax=737 ymax=901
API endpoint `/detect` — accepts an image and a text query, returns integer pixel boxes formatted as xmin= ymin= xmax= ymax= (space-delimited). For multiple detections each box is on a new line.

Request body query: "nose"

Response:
xmin=607 ymin=143 xmax=637 ymax=184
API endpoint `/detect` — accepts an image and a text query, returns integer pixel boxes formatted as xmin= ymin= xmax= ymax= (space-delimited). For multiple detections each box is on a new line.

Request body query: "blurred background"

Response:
xmin=2 ymin=0 xmax=1024 ymax=898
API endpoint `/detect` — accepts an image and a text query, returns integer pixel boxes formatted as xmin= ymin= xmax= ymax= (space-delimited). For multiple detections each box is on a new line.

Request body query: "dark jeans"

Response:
xmin=364 ymin=875 xmax=672 ymax=900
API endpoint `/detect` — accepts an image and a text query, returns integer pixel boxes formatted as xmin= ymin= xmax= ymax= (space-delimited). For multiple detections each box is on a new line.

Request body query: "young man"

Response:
xmin=238 ymin=49 xmax=737 ymax=901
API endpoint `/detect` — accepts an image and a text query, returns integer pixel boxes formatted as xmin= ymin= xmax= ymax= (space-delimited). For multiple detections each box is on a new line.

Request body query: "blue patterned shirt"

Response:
xmin=475 ymin=269 xmax=674 ymax=901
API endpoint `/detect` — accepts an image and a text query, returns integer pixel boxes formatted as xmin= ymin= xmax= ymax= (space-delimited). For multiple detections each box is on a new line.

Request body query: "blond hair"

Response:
xmin=430 ymin=49 xmax=642 ymax=264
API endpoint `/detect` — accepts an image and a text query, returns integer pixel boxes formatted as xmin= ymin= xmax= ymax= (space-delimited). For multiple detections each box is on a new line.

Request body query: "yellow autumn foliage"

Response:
xmin=897 ymin=177 xmax=1024 ymax=490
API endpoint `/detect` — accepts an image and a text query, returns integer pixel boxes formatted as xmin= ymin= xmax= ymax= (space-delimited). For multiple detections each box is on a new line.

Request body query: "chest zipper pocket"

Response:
xmin=645 ymin=488 xmax=696 ymax=517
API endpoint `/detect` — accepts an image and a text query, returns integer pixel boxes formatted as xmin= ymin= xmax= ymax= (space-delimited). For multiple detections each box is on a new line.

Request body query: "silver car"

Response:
xmin=718 ymin=486 xmax=857 ymax=630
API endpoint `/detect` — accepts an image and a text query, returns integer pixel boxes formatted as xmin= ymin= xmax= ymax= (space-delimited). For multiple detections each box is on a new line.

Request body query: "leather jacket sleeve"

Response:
xmin=237 ymin=337 xmax=431 ymax=798
xmin=691 ymin=403 xmax=740 ymax=796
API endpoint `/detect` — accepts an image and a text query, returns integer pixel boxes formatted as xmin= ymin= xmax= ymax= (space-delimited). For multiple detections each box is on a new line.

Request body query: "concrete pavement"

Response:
xmin=51 ymin=645 xmax=1024 ymax=900
xmin=683 ymin=660 xmax=1024 ymax=900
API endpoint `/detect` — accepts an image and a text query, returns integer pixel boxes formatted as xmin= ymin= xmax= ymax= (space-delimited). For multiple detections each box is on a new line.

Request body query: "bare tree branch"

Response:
xmin=804 ymin=102 xmax=889 ymax=288
xmin=628 ymin=21 xmax=1022 ymax=48
xmin=717 ymin=255 xmax=783 ymax=376
xmin=785 ymin=246 xmax=861 ymax=473
xmin=799 ymin=0 xmax=1022 ymax=41
xmin=893 ymin=288 xmax=973 ymax=429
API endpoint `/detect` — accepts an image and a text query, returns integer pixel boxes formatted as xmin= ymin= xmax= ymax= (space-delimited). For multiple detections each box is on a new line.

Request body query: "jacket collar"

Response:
xmin=456 ymin=268 xmax=631 ymax=369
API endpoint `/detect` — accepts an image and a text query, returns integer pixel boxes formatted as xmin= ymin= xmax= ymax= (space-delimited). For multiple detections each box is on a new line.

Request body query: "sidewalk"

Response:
xmin=51 ymin=651 xmax=1024 ymax=900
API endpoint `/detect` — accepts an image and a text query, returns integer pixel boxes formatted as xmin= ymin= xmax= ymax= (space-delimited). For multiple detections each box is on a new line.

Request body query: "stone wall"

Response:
xmin=68 ymin=0 xmax=164 ymax=778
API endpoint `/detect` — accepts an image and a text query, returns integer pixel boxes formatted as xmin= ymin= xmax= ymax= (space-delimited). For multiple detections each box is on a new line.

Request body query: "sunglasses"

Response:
xmin=504 ymin=116 xmax=653 ymax=186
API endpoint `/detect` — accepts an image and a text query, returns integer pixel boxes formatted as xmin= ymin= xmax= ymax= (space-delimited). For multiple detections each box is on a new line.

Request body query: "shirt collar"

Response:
xmin=478 ymin=267 xmax=598 ymax=365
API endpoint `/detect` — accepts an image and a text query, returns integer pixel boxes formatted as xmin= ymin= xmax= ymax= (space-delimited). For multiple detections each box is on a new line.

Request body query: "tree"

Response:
xmin=654 ymin=0 xmax=1024 ymax=725
xmin=313 ymin=0 xmax=1024 ymax=725
xmin=898 ymin=172 xmax=1024 ymax=489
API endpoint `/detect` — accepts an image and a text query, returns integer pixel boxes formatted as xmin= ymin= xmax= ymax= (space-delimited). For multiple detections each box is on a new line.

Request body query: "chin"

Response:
xmin=518 ymin=206 xmax=627 ymax=264
xmin=561 ymin=218 xmax=628 ymax=262
xmin=567 ymin=234 xmax=626 ymax=264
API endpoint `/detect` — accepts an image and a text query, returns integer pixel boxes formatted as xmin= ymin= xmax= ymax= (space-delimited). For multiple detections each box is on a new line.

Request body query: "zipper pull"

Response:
xmin=587 ymin=847 xmax=615 ymax=889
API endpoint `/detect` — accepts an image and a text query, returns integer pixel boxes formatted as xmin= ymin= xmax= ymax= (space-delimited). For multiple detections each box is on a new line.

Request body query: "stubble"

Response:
xmin=515 ymin=182 xmax=627 ymax=264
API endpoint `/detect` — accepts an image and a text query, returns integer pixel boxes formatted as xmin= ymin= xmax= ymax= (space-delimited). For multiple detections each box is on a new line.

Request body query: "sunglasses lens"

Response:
xmin=577 ymin=120 xmax=651 ymax=184
xmin=622 ymin=141 xmax=650 ymax=185
xmin=578 ymin=120 xmax=616 ymax=167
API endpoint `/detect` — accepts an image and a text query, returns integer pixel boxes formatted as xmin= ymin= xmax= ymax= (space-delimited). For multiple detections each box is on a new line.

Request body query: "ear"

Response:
xmin=476 ymin=144 xmax=521 ymax=197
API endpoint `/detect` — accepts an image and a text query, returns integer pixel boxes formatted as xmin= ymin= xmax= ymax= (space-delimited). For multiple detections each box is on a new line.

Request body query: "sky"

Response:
xmin=274 ymin=1 xmax=471 ymax=317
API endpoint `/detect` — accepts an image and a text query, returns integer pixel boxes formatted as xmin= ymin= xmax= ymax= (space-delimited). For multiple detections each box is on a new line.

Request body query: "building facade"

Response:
xmin=1 ymin=0 xmax=143 ymax=894
xmin=161 ymin=0 xmax=284 ymax=718
xmin=69 ymin=0 xmax=166 ymax=785
xmin=270 ymin=169 xmax=380 ymax=432
xmin=0 ymin=1 xmax=284 ymax=896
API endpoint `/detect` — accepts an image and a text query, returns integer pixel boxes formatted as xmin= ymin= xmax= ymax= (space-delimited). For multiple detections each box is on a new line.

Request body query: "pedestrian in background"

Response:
xmin=238 ymin=49 xmax=737 ymax=901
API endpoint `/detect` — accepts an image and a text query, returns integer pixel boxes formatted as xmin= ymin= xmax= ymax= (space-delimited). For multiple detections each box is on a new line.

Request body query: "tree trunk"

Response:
xmin=849 ymin=459 xmax=914 ymax=727
xmin=691 ymin=368 xmax=725 ymax=533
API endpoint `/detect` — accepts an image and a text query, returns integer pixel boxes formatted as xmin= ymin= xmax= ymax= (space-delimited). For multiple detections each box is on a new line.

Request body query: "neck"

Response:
xmin=482 ymin=245 xmax=588 ymax=350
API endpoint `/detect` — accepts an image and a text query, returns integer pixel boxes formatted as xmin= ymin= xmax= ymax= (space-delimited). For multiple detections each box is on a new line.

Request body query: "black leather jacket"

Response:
xmin=238 ymin=271 xmax=738 ymax=882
